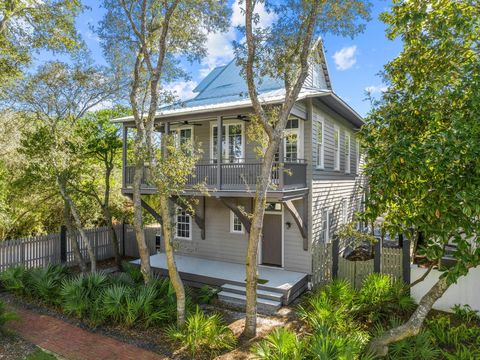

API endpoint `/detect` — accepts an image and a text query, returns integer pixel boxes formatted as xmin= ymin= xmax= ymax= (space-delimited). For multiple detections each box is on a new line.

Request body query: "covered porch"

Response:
xmin=132 ymin=253 xmax=309 ymax=306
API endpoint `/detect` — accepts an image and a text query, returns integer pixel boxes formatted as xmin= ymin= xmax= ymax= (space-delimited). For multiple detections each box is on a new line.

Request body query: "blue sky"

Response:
xmin=45 ymin=0 xmax=402 ymax=117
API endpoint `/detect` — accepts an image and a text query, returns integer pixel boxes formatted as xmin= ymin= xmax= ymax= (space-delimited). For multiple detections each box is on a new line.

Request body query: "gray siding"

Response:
xmin=284 ymin=199 xmax=311 ymax=273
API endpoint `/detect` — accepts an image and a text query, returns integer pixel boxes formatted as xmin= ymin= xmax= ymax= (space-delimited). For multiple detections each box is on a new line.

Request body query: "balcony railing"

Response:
xmin=123 ymin=158 xmax=307 ymax=192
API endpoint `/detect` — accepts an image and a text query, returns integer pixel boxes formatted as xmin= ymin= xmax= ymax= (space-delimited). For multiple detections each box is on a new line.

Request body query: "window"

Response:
xmin=341 ymin=198 xmax=348 ymax=224
xmin=230 ymin=211 xmax=244 ymax=234
xmin=345 ymin=133 xmax=351 ymax=174
xmin=212 ymin=123 xmax=244 ymax=163
xmin=321 ymin=208 xmax=331 ymax=243
xmin=356 ymin=139 xmax=361 ymax=174
xmin=284 ymin=118 xmax=302 ymax=161
xmin=175 ymin=207 xmax=192 ymax=240
xmin=333 ymin=126 xmax=340 ymax=171
xmin=172 ymin=127 xmax=193 ymax=152
xmin=316 ymin=119 xmax=324 ymax=169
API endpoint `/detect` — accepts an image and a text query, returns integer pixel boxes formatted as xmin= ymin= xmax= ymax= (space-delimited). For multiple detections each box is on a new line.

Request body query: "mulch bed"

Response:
xmin=0 ymin=332 xmax=38 ymax=360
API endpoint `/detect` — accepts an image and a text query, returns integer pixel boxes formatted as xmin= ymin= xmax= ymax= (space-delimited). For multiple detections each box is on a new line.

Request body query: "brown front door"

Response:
xmin=262 ymin=214 xmax=282 ymax=267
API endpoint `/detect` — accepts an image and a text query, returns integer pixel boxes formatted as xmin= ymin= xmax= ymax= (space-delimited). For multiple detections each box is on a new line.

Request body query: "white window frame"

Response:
xmin=230 ymin=210 xmax=244 ymax=234
xmin=333 ymin=125 xmax=340 ymax=171
xmin=322 ymin=208 xmax=332 ymax=243
xmin=284 ymin=118 xmax=304 ymax=161
xmin=171 ymin=125 xmax=194 ymax=147
xmin=210 ymin=121 xmax=245 ymax=163
xmin=316 ymin=119 xmax=324 ymax=169
xmin=175 ymin=207 xmax=192 ymax=240
xmin=356 ymin=139 xmax=361 ymax=174
xmin=345 ymin=133 xmax=351 ymax=174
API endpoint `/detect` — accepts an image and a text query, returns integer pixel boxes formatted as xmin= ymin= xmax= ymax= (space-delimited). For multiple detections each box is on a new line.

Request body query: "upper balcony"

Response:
xmin=122 ymin=158 xmax=307 ymax=196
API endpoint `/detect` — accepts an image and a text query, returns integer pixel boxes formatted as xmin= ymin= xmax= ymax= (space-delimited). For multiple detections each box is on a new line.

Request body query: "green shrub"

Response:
xmin=166 ymin=306 xmax=236 ymax=359
xmin=0 ymin=266 xmax=31 ymax=296
xmin=60 ymin=272 xmax=109 ymax=319
xmin=0 ymin=300 xmax=18 ymax=332
xmin=121 ymin=261 xmax=144 ymax=284
xmin=27 ymin=264 xmax=69 ymax=305
xmin=356 ymin=273 xmax=415 ymax=323
xmin=387 ymin=331 xmax=441 ymax=360
xmin=197 ymin=285 xmax=219 ymax=304
xmin=251 ymin=327 xmax=303 ymax=360
xmin=452 ymin=304 xmax=480 ymax=323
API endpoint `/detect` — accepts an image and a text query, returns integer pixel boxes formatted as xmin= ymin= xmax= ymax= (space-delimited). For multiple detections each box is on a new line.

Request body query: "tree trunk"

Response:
xmin=159 ymin=195 xmax=186 ymax=327
xmin=243 ymin=141 xmax=278 ymax=338
xmin=132 ymin=145 xmax=152 ymax=283
xmin=369 ymin=275 xmax=450 ymax=356
xmin=57 ymin=177 xmax=97 ymax=272
xmin=103 ymin=206 xmax=122 ymax=269
xmin=63 ymin=200 xmax=86 ymax=272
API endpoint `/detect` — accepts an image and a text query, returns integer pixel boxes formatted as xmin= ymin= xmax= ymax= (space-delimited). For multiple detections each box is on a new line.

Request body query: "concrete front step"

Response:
xmin=221 ymin=283 xmax=284 ymax=302
xmin=218 ymin=291 xmax=282 ymax=314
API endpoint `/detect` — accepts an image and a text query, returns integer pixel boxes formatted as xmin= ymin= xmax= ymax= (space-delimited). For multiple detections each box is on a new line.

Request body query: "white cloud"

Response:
xmin=332 ymin=46 xmax=358 ymax=71
xmin=166 ymin=80 xmax=198 ymax=101
xmin=199 ymin=0 xmax=277 ymax=77
xmin=365 ymin=84 xmax=387 ymax=94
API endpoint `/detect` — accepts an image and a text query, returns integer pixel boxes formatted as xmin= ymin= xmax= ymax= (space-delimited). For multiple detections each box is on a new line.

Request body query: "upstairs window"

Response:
xmin=316 ymin=119 xmax=324 ymax=169
xmin=175 ymin=207 xmax=192 ymax=240
xmin=345 ymin=133 xmax=351 ymax=174
xmin=212 ymin=123 xmax=244 ymax=163
xmin=284 ymin=118 xmax=302 ymax=162
xmin=333 ymin=126 xmax=340 ymax=171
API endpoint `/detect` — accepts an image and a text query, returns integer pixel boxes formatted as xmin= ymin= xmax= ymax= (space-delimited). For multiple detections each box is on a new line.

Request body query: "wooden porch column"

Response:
xmin=279 ymin=137 xmax=285 ymax=189
xmin=122 ymin=125 xmax=127 ymax=188
xmin=216 ymin=116 xmax=223 ymax=190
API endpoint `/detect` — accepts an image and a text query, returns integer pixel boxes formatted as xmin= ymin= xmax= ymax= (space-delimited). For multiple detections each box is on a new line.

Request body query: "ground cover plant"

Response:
xmin=252 ymin=273 xmax=480 ymax=359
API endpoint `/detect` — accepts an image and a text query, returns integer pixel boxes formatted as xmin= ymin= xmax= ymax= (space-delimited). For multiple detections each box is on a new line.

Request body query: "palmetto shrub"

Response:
xmin=0 ymin=266 xmax=31 ymax=297
xmin=27 ymin=264 xmax=69 ymax=305
xmin=166 ymin=306 xmax=236 ymax=359
xmin=60 ymin=271 xmax=109 ymax=319
xmin=251 ymin=327 xmax=304 ymax=360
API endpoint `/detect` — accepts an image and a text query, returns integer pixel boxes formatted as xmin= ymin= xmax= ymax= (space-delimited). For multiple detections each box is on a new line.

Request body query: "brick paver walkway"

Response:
xmin=8 ymin=307 xmax=168 ymax=360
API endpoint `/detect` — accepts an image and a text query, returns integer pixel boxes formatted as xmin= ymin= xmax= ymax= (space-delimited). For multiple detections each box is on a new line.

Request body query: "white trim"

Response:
xmin=229 ymin=210 xmax=244 ymax=234
xmin=315 ymin=118 xmax=324 ymax=169
xmin=341 ymin=198 xmax=348 ymax=224
xmin=333 ymin=125 xmax=340 ymax=171
xmin=322 ymin=208 xmax=332 ymax=244
xmin=345 ymin=132 xmax=351 ymax=174
xmin=284 ymin=118 xmax=304 ymax=161
xmin=175 ymin=207 xmax=192 ymax=240
xmin=210 ymin=121 xmax=245 ymax=162
xmin=170 ymin=124 xmax=194 ymax=147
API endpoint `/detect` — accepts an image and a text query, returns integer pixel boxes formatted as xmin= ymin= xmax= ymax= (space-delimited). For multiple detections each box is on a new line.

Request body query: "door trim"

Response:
xmin=259 ymin=207 xmax=284 ymax=268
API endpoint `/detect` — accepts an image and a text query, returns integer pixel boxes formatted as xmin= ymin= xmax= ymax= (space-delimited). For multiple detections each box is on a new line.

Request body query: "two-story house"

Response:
xmin=114 ymin=44 xmax=365 ymax=312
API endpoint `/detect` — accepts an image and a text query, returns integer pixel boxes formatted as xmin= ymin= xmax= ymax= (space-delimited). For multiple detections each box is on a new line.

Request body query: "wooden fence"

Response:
xmin=312 ymin=240 xmax=407 ymax=289
xmin=0 ymin=224 xmax=161 ymax=271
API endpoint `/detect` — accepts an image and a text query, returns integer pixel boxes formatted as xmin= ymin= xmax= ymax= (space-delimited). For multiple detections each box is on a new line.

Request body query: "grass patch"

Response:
xmin=25 ymin=348 xmax=57 ymax=360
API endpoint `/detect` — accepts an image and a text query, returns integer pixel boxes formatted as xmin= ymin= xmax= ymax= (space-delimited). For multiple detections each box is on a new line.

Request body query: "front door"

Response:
xmin=261 ymin=213 xmax=282 ymax=267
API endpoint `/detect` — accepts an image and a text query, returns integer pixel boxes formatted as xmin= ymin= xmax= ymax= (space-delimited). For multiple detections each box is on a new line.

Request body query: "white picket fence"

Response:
xmin=0 ymin=225 xmax=161 ymax=270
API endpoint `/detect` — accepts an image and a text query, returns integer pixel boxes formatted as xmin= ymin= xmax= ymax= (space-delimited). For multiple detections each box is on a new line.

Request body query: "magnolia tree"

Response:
xmin=235 ymin=0 xmax=371 ymax=337
xmin=4 ymin=61 xmax=119 ymax=272
xmin=99 ymin=0 xmax=229 ymax=325
xmin=361 ymin=1 xmax=480 ymax=356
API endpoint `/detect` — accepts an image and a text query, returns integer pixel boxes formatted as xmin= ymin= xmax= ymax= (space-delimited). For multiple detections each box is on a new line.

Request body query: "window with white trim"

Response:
xmin=230 ymin=210 xmax=244 ymax=234
xmin=175 ymin=207 xmax=192 ymax=240
xmin=333 ymin=126 xmax=340 ymax=171
xmin=285 ymin=119 xmax=301 ymax=161
xmin=356 ymin=139 xmax=361 ymax=174
xmin=211 ymin=123 xmax=244 ymax=163
xmin=321 ymin=208 xmax=332 ymax=243
xmin=345 ymin=133 xmax=351 ymax=174
xmin=316 ymin=119 xmax=324 ymax=169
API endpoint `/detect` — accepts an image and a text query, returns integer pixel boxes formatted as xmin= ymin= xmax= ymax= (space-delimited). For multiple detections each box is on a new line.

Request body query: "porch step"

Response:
xmin=221 ymin=283 xmax=284 ymax=302
xmin=217 ymin=291 xmax=282 ymax=315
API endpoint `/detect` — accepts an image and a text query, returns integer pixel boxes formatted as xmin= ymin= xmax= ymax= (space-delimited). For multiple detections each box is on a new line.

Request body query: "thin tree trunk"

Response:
xmin=132 ymin=141 xmax=152 ymax=283
xmin=57 ymin=177 xmax=97 ymax=272
xmin=63 ymin=200 xmax=86 ymax=272
xmin=369 ymin=275 xmax=450 ymax=356
xmin=103 ymin=163 xmax=122 ymax=269
xmin=243 ymin=141 xmax=279 ymax=338
xmin=159 ymin=195 xmax=186 ymax=327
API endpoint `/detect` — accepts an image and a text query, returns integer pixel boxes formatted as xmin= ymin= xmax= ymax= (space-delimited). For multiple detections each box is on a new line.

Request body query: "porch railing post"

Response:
xmin=279 ymin=137 xmax=285 ymax=189
xmin=216 ymin=115 xmax=223 ymax=190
